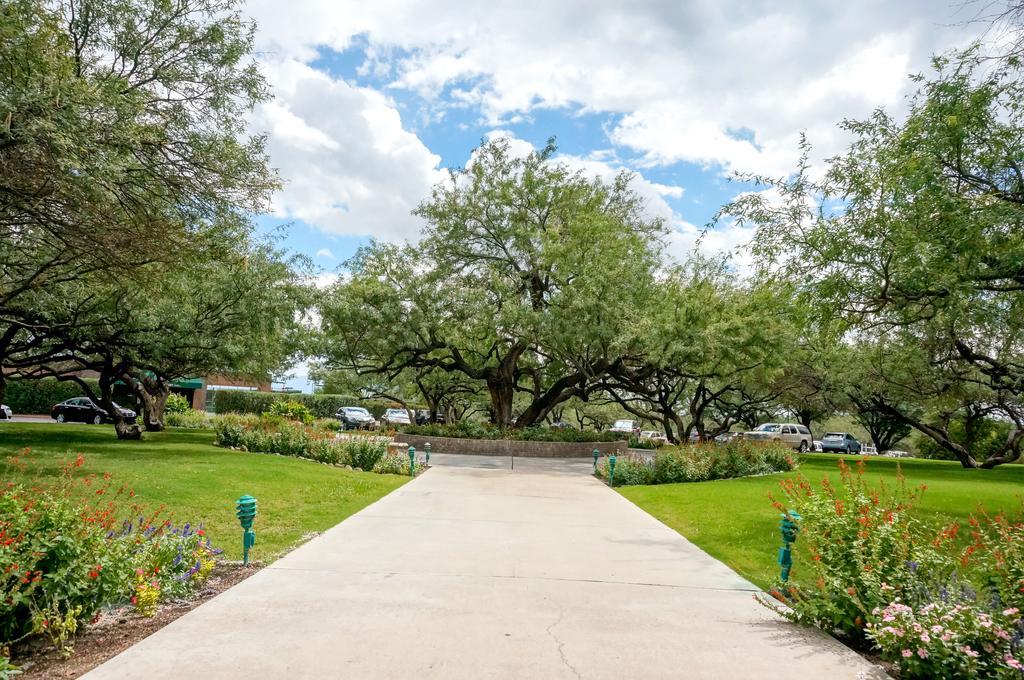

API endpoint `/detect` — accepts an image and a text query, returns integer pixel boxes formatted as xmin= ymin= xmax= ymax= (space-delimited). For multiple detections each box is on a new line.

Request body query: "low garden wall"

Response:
xmin=399 ymin=434 xmax=627 ymax=458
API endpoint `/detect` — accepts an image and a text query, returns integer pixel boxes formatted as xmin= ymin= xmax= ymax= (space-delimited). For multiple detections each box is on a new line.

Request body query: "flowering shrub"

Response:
xmin=594 ymin=441 xmax=797 ymax=486
xmin=0 ymin=452 xmax=221 ymax=654
xmin=131 ymin=571 xmax=161 ymax=617
xmin=761 ymin=459 xmax=929 ymax=639
xmin=868 ymin=600 xmax=1024 ymax=678
xmin=762 ymin=458 xmax=1024 ymax=677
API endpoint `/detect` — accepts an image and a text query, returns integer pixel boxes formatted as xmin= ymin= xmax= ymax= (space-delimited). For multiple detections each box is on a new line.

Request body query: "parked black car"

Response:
xmin=335 ymin=406 xmax=377 ymax=430
xmin=820 ymin=432 xmax=862 ymax=454
xmin=51 ymin=398 xmax=137 ymax=424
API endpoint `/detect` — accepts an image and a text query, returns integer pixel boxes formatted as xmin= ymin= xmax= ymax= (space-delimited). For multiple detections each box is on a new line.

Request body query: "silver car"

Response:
xmin=381 ymin=408 xmax=412 ymax=426
xmin=742 ymin=423 xmax=813 ymax=452
xmin=0 ymin=404 xmax=12 ymax=420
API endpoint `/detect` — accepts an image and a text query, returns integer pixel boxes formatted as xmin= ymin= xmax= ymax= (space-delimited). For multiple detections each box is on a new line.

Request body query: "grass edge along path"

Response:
xmin=617 ymin=453 xmax=1024 ymax=590
xmin=1 ymin=422 xmax=408 ymax=562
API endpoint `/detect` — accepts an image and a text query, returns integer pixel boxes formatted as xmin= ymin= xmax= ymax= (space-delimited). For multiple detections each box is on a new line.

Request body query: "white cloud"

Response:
xmin=315 ymin=248 xmax=335 ymax=259
xmin=240 ymin=0 xmax=977 ymax=243
xmin=249 ymin=58 xmax=444 ymax=241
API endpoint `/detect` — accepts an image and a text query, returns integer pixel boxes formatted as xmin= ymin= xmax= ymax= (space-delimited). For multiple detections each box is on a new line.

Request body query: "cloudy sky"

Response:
xmin=242 ymin=0 xmax=982 ymax=387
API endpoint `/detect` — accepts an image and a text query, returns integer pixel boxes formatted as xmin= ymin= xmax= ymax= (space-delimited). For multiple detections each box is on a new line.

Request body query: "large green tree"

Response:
xmin=724 ymin=51 xmax=1024 ymax=468
xmin=320 ymin=138 xmax=664 ymax=428
xmin=597 ymin=258 xmax=797 ymax=442
xmin=0 ymin=0 xmax=276 ymax=406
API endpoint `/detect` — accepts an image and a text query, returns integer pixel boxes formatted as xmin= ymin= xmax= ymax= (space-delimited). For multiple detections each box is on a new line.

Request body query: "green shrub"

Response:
xmin=165 ymin=410 xmax=215 ymax=429
xmin=401 ymin=422 xmax=623 ymax=442
xmin=371 ymin=452 xmax=411 ymax=475
xmin=596 ymin=454 xmax=653 ymax=486
xmin=213 ymin=419 xmax=390 ymax=470
xmin=164 ymin=393 xmax=192 ymax=414
xmin=596 ymin=441 xmax=796 ymax=486
xmin=343 ymin=437 xmax=386 ymax=471
xmin=265 ymin=400 xmax=314 ymax=424
xmin=0 ymin=454 xmax=220 ymax=654
xmin=211 ymin=391 xmax=393 ymax=419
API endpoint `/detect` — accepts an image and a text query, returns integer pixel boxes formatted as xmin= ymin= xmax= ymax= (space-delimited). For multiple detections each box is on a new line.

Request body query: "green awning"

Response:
xmin=172 ymin=378 xmax=204 ymax=389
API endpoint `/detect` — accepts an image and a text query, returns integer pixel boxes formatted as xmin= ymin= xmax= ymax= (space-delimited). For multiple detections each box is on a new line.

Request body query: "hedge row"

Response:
xmin=3 ymin=378 xmax=95 ymax=413
xmin=211 ymin=390 xmax=396 ymax=419
xmin=1 ymin=378 xmax=139 ymax=415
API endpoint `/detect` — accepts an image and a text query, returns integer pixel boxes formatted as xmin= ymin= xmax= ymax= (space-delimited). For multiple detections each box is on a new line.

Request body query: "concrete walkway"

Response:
xmin=86 ymin=455 xmax=885 ymax=679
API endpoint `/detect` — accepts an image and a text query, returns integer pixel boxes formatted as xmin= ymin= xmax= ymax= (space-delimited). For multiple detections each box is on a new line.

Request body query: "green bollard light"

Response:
xmin=778 ymin=510 xmax=802 ymax=582
xmin=608 ymin=453 xmax=617 ymax=487
xmin=408 ymin=446 xmax=416 ymax=476
xmin=235 ymin=495 xmax=257 ymax=566
xmin=592 ymin=448 xmax=599 ymax=472
xmin=425 ymin=442 xmax=431 ymax=465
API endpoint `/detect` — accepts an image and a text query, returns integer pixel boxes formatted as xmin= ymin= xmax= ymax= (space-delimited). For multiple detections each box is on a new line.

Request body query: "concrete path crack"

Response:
xmin=545 ymin=606 xmax=581 ymax=679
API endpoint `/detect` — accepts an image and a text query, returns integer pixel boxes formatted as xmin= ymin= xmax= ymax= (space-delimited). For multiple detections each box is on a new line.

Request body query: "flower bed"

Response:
xmin=1 ymin=452 xmax=220 ymax=669
xmin=213 ymin=417 xmax=391 ymax=471
xmin=761 ymin=458 xmax=1024 ymax=678
xmin=595 ymin=440 xmax=798 ymax=486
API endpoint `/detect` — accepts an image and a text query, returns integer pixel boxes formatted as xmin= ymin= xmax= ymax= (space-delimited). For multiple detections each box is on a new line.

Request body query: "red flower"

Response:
xmin=197 ymin=530 xmax=205 ymax=537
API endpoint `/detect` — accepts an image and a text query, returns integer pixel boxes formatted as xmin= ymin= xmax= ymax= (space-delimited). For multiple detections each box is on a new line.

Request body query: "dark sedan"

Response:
xmin=820 ymin=432 xmax=862 ymax=454
xmin=335 ymin=406 xmax=377 ymax=430
xmin=51 ymin=398 xmax=136 ymax=424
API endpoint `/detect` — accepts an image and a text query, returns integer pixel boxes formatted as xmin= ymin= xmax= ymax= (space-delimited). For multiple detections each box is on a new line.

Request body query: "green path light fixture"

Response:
xmin=592 ymin=448 xmax=599 ymax=472
xmin=608 ymin=453 xmax=617 ymax=487
xmin=778 ymin=510 xmax=802 ymax=582
xmin=235 ymin=495 xmax=258 ymax=566
xmin=408 ymin=446 xmax=416 ymax=476
xmin=425 ymin=442 xmax=431 ymax=465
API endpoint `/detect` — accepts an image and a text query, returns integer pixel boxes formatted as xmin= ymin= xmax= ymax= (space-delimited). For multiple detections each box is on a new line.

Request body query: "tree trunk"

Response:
xmin=139 ymin=383 xmax=170 ymax=432
xmin=113 ymin=417 xmax=144 ymax=440
xmin=488 ymin=380 xmax=515 ymax=428
xmin=872 ymin=402 xmax=980 ymax=468
xmin=98 ymin=378 xmax=143 ymax=441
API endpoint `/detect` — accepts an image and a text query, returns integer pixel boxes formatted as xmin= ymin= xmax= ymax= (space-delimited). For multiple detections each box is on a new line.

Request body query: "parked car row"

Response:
xmin=334 ymin=406 xmax=421 ymax=430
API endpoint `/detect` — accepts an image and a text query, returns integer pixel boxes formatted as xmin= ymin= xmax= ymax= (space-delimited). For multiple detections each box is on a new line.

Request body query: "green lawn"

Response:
xmin=1 ymin=422 xmax=407 ymax=562
xmin=619 ymin=453 xmax=1024 ymax=589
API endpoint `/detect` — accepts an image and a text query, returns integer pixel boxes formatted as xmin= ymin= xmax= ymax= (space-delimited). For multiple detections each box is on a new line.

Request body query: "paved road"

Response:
xmin=86 ymin=455 xmax=885 ymax=679
xmin=1 ymin=414 xmax=54 ymax=424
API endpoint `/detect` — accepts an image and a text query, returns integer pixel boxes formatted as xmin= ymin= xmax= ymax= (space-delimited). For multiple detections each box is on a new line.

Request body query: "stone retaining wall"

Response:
xmin=399 ymin=434 xmax=627 ymax=458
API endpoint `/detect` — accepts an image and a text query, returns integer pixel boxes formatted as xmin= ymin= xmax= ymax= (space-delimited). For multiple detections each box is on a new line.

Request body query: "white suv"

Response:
xmin=742 ymin=423 xmax=813 ymax=452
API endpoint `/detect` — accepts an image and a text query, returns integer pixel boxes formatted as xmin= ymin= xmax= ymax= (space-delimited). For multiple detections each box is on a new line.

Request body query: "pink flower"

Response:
xmin=136 ymin=568 xmax=145 ymax=576
xmin=917 ymin=649 xmax=929 ymax=659
xmin=930 ymin=625 xmax=943 ymax=634
xmin=920 ymin=633 xmax=931 ymax=644
xmin=1006 ymin=657 xmax=1024 ymax=671
xmin=963 ymin=646 xmax=980 ymax=658
xmin=902 ymin=650 xmax=913 ymax=658
xmin=1004 ymin=608 xmax=1019 ymax=617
